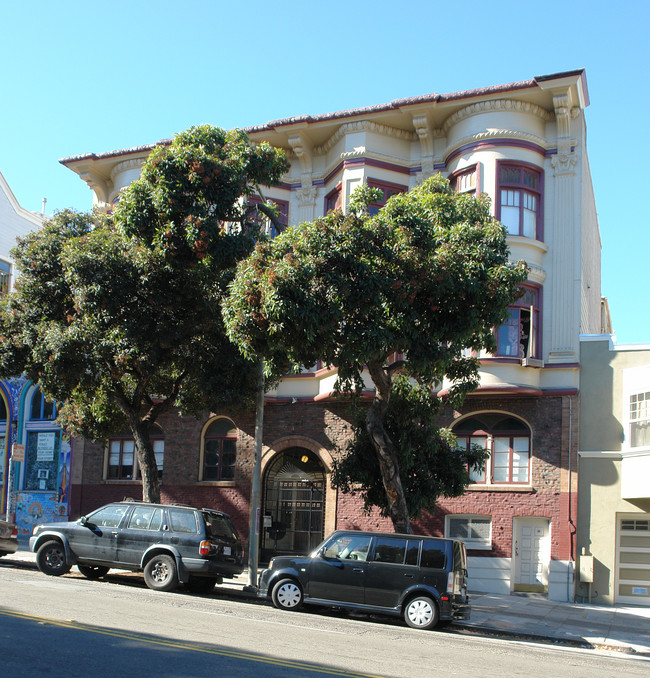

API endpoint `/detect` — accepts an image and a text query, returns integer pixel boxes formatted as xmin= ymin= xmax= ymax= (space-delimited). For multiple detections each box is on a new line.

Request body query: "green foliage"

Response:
xmin=224 ymin=174 xmax=527 ymax=397
xmin=224 ymin=173 xmax=527 ymax=528
xmin=331 ymin=375 xmax=488 ymax=519
xmin=0 ymin=125 xmax=289 ymax=501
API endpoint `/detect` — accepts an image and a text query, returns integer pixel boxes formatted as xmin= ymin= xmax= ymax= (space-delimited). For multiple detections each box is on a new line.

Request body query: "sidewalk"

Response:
xmin=4 ymin=544 xmax=649 ymax=657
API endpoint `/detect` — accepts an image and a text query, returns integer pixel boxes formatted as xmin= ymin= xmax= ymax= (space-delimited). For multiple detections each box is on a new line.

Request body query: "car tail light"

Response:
xmin=12 ymin=526 xmax=18 ymax=537
xmin=199 ymin=540 xmax=211 ymax=556
xmin=447 ymin=572 xmax=454 ymax=594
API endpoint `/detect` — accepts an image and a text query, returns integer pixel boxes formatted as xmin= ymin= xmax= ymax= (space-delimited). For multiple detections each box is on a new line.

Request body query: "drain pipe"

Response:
xmin=567 ymin=395 xmax=576 ymax=602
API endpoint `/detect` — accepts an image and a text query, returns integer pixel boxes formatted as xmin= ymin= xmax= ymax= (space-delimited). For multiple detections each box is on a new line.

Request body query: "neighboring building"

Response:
xmin=578 ymin=335 xmax=650 ymax=607
xmin=61 ymin=69 xmax=602 ymax=601
xmin=0 ymin=172 xmax=72 ymax=533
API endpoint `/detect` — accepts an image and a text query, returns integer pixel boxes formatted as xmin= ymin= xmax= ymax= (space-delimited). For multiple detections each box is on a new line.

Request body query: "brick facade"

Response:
xmin=70 ymin=392 xmax=578 ymax=566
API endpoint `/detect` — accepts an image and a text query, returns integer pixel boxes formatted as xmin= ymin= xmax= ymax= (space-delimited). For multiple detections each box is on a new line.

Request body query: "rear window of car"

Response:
xmin=202 ymin=512 xmax=238 ymax=542
xmin=169 ymin=508 xmax=198 ymax=533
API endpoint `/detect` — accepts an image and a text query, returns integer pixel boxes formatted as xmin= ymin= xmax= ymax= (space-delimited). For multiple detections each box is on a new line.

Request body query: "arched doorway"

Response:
xmin=261 ymin=447 xmax=326 ymax=562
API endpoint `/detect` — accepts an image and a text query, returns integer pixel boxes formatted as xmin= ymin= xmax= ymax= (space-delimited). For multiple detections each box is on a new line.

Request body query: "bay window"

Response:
xmin=497 ymin=162 xmax=543 ymax=240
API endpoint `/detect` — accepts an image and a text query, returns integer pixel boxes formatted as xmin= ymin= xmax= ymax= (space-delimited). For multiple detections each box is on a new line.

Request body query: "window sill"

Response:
xmin=103 ymin=479 xmax=141 ymax=483
xmin=197 ymin=480 xmax=236 ymax=487
xmin=468 ymin=484 xmax=534 ymax=493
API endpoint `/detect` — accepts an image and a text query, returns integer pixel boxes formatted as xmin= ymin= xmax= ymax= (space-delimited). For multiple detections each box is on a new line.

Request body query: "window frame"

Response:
xmin=446 ymin=514 xmax=493 ymax=551
xmin=247 ymin=195 xmax=289 ymax=237
xmin=324 ymin=183 xmax=342 ymax=214
xmin=366 ymin=178 xmax=408 ymax=216
xmin=30 ymin=390 xmax=56 ymax=421
xmin=629 ymin=391 xmax=650 ymax=448
xmin=0 ymin=258 xmax=11 ymax=297
xmin=449 ymin=164 xmax=479 ymax=196
xmin=453 ymin=414 xmax=532 ymax=487
xmin=496 ymin=161 xmax=543 ymax=241
xmin=201 ymin=417 xmax=238 ymax=482
xmin=495 ymin=283 xmax=542 ymax=362
xmin=105 ymin=432 xmax=164 ymax=481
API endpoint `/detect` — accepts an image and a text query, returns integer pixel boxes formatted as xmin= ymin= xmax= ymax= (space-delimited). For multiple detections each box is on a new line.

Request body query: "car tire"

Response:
xmin=143 ymin=554 xmax=179 ymax=592
xmin=271 ymin=578 xmax=304 ymax=611
xmin=184 ymin=576 xmax=218 ymax=594
xmin=36 ymin=540 xmax=72 ymax=576
xmin=403 ymin=596 xmax=439 ymax=630
xmin=78 ymin=564 xmax=110 ymax=580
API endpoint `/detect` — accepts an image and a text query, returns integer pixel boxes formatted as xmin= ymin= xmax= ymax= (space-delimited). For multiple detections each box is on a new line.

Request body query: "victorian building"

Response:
xmin=58 ymin=69 xmax=603 ymax=601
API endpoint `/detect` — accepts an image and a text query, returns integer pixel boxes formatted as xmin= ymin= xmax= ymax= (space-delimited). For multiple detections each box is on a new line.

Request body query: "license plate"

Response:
xmin=223 ymin=546 xmax=231 ymax=555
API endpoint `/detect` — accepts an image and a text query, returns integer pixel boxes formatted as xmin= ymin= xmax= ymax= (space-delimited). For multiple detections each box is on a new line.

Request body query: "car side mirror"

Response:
xmin=80 ymin=516 xmax=88 ymax=525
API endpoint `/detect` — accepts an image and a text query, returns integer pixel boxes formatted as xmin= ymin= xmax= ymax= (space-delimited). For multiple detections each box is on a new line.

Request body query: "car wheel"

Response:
xmin=403 ymin=596 xmax=439 ymax=630
xmin=271 ymin=578 xmax=304 ymax=611
xmin=78 ymin=564 xmax=110 ymax=580
xmin=184 ymin=576 xmax=218 ymax=594
xmin=36 ymin=540 xmax=72 ymax=576
xmin=143 ymin=554 xmax=178 ymax=592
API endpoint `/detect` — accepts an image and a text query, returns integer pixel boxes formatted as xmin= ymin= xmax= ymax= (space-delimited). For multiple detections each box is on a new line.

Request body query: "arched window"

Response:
xmin=453 ymin=413 xmax=531 ymax=485
xmin=202 ymin=418 xmax=237 ymax=481
xmin=106 ymin=426 xmax=164 ymax=481
xmin=30 ymin=389 xmax=56 ymax=420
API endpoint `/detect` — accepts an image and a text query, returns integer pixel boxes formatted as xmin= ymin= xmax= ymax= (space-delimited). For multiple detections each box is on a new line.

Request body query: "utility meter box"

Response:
xmin=579 ymin=554 xmax=594 ymax=583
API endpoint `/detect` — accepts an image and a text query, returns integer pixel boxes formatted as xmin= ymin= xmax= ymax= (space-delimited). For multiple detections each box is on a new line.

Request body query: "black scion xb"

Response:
xmin=258 ymin=530 xmax=470 ymax=630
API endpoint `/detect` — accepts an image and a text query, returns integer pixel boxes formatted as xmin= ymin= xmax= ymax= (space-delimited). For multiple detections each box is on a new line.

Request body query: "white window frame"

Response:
xmin=446 ymin=514 xmax=492 ymax=550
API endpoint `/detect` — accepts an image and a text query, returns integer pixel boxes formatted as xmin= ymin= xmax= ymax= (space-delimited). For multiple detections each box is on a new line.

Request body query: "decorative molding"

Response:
xmin=316 ymin=120 xmax=416 ymax=154
xmin=110 ymin=158 xmax=145 ymax=182
xmin=296 ymin=186 xmax=318 ymax=204
xmin=442 ymin=99 xmax=553 ymax=134
xmin=445 ymin=129 xmax=549 ymax=162
xmin=287 ymin=133 xmax=313 ymax=180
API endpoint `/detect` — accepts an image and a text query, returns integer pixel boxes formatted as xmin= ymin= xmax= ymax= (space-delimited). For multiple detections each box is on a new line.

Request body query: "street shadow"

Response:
xmin=0 ymin=605 xmax=385 ymax=678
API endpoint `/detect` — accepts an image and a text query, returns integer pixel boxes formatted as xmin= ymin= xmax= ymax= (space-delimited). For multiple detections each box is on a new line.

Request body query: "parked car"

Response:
xmin=0 ymin=518 xmax=18 ymax=557
xmin=258 ymin=530 xmax=470 ymax=630
xmin=29 ymin=501 xmax=244 ymax=593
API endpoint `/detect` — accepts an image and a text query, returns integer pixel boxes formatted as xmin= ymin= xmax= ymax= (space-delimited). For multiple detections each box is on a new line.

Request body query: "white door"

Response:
xmin=514 ymin=518 xmax=550 ymax=593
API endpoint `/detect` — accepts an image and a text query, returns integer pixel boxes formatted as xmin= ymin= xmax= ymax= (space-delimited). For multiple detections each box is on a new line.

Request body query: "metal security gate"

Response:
xmin=261 ymin=448 xmax=325 ymax=563
xmin=616 ymin=515 xmax=650 ymax=606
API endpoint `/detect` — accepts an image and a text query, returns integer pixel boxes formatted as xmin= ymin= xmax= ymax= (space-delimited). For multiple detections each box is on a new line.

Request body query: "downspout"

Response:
xmin=567 ymin=395 xmax=576 ymax=602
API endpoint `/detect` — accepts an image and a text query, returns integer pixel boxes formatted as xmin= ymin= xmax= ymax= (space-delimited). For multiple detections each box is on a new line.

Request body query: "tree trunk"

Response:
xmin=131 ymin=420 xmax=161 ymax=503
xmin=366 ymin=359 xmax=411 ymax=534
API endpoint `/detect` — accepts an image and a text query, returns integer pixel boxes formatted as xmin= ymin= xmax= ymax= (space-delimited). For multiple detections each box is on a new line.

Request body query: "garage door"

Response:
xmin=616 ymin=515 xmax=650 ymax=606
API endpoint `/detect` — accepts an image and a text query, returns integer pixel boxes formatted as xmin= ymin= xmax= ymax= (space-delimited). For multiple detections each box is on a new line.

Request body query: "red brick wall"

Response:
xmin=71 ymin=392 xmax=578 ymax=561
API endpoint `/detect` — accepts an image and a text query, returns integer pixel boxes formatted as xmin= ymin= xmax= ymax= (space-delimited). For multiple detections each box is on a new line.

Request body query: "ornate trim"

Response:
xmin=442 ymin=99 xmax=554 ymax=133
xmin=316 ymin=120 xmax=416 ymax=154
xmin=110 ymin=158 xmax=146 ymax=182
xmin=444 ymin=129 xmax=549 ymax=162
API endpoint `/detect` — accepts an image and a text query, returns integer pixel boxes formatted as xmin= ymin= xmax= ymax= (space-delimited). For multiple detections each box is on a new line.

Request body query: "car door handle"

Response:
xmin=111 ymin=531 xmax=118 ymax=538
xmin=403 ymin=573 xmax=414 ymax=578
xmin=353 ymin=567 xmax=364 ymax=573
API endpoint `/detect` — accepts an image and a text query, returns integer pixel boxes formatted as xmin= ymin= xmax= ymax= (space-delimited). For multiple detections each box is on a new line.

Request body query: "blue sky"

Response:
xmin=2 ymin=1 xmax=648 ymax=343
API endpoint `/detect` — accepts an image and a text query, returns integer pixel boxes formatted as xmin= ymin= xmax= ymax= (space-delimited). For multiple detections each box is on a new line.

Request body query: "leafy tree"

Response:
xmin=0 ymin=126 xmax=289 ymax=503
xmin=223 ymin=175 xmax=527 ymax=532
xmin=331 ymin=374 xmax=489 ymax=521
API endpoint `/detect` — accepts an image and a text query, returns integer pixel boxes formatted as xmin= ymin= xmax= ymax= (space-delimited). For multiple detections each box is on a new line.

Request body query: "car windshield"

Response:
xmin=202 ymin=512 xmax=238 ymax=542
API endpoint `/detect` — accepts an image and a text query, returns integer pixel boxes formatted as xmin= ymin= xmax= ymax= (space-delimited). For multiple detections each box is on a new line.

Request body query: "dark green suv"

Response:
xmin=29 ymin=501 xmax=244 ymax=593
